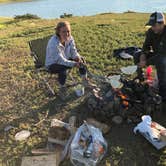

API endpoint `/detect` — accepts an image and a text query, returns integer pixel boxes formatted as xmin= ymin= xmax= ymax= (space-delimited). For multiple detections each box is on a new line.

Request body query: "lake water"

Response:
xmin=0 ymin=0 xmax=166 ymax=18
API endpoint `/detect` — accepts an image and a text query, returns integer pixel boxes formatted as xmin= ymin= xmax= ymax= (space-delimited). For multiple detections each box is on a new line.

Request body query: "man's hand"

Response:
xmin=138 ymin=54 xmax=146 ymax=68
xmin=139 ymin=60 xmax=146 ymax=68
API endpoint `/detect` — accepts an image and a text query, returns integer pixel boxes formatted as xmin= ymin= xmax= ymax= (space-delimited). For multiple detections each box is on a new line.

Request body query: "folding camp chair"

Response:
xmin=28 ymin=35 xmax=75 ymax=96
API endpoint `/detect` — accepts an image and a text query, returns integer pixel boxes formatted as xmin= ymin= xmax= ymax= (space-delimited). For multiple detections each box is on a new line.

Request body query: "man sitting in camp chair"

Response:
xmin=45 ymin=21 xmax=93 ymax=98
xmin=138 ymin=12 xmax=166 ymax=113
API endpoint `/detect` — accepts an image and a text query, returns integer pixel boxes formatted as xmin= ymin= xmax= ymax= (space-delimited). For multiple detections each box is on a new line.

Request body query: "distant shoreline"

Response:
xmin=0 ymin=12 xmax=151 ymax=20
xmin=0 ymin=0 xmax=165 ymax=19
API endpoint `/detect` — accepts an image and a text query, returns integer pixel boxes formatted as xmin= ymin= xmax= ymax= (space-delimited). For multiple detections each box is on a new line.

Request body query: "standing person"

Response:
xmin=139 ymin=12 xmax=166 ymax=111
xmin=45 ymin=21 xmax=92 ymax=98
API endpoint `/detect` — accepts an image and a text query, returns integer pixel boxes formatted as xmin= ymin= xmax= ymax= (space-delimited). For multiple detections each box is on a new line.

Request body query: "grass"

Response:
xmin=0 ymin=13 xmax=166 ymax=166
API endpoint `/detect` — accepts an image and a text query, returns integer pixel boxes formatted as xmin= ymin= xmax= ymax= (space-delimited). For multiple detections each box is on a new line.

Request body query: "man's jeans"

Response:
xmin=48 ymin=63 xmax=87 ymax=86
xmin=134 ymin=51 xmax=166 ymax=101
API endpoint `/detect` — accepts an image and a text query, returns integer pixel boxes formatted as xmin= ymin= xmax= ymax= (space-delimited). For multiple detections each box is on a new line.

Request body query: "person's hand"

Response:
xmin=139 ymin=60 xmax=146 ymax=68
xmin=75 ymin=62 xmax=80 ymax=68
xmin=74 ymin=57 xmax=81 ymax=62
xmin=74 ymin=57 xmax=85 ymax=64
xmin=139 ymin=54 xmax=146 ymax=68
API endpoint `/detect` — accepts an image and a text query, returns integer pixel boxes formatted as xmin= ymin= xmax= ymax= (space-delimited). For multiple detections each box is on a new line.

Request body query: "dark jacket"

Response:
xmin=142 ymin=25 xmax=166 ymax=57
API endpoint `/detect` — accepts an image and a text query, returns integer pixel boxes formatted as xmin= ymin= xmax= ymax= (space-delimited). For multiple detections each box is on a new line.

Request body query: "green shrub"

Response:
xmin=124 ymin=10 xmax=136 ymax=13
xmin=60 ymin=13 xmax=73 ymax=18
xmin=14 ymin=13 xmax=40 ymax=20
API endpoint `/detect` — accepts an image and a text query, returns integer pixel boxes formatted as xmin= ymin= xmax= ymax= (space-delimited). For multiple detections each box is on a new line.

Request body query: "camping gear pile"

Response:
xmin=21 ymin=117 xmax=107 ymax=166
xmin=87 ymin=65 xmax=162 ymax=123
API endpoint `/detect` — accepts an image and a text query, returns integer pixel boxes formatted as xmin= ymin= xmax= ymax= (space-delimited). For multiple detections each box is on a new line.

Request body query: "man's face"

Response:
xmin=59 ymin=25 xmax=71 ymax=42
xmin=151 ymin=23 xmax=165 ymax=34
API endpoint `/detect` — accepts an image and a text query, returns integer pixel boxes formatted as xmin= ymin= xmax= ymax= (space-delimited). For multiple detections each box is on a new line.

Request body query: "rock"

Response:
xmin=86 ymin=118 xmax=110 ymax=134
xmin=105 ymin=90 xmax=113 ymax=98
xmin=87 ymin=97 xmax=98 ymax=110
xmin=103 ymin=102 xmax=114 ymax=112
xmin=48 ymin=126 xmax=70 ymax=141
xmin=112 ymin=115 xmax=123 ymax=124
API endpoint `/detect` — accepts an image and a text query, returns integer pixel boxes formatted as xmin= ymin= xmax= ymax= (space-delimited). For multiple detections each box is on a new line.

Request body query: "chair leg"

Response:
xmin=42 ymin=77 xmax=56 ymax=96
xmin=68 ymin=71 xmax=75 ymax=82
xmin=36 ymin=71 xmax=55 ymax=96
xmin=67 ymin=69 xmax=79 ymax=86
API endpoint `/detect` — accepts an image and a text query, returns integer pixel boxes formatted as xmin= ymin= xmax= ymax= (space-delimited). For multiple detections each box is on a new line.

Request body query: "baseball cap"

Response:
xmin=146 ymin=12 xmax=165 ymax=26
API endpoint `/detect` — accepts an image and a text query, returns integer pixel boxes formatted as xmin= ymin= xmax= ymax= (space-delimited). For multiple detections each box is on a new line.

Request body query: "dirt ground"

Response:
xmin=56 ymin=95 xmax=166 ymax=166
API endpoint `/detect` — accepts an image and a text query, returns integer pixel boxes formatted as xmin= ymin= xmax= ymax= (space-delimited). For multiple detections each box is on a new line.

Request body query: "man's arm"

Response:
xmin=158 ymin=34 xmax=166 ymax=56
xmin=139 ymin=29 xmax=152 ymax=67
xmin=142 ymin=29 xmax=152 ymax=55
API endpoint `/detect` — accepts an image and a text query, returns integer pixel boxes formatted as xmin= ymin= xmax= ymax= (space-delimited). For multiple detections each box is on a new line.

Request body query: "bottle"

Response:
xmin=83 ymin=135 xmax=93 ymax=158
xmin=145 ymin=66 xmax=153 ymax=86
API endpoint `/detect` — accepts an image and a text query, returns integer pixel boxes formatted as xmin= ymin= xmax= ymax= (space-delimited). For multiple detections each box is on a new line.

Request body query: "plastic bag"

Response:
xmin=70 ymin=122 xmax=107 ymax=166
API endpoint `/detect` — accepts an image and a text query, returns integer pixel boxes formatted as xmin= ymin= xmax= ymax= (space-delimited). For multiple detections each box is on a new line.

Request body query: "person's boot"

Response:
xmin=58 ymin=85 xmax=68 ymax=101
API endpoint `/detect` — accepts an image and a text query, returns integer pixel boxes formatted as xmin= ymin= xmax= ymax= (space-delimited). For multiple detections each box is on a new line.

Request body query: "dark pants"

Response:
xmin=155 ymin=57 xmax=166 ymax=101
xmin=48 ymin=63 xmax=87 ymax=86
xmin=134 ymin=51 xmax=166 ymax=101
